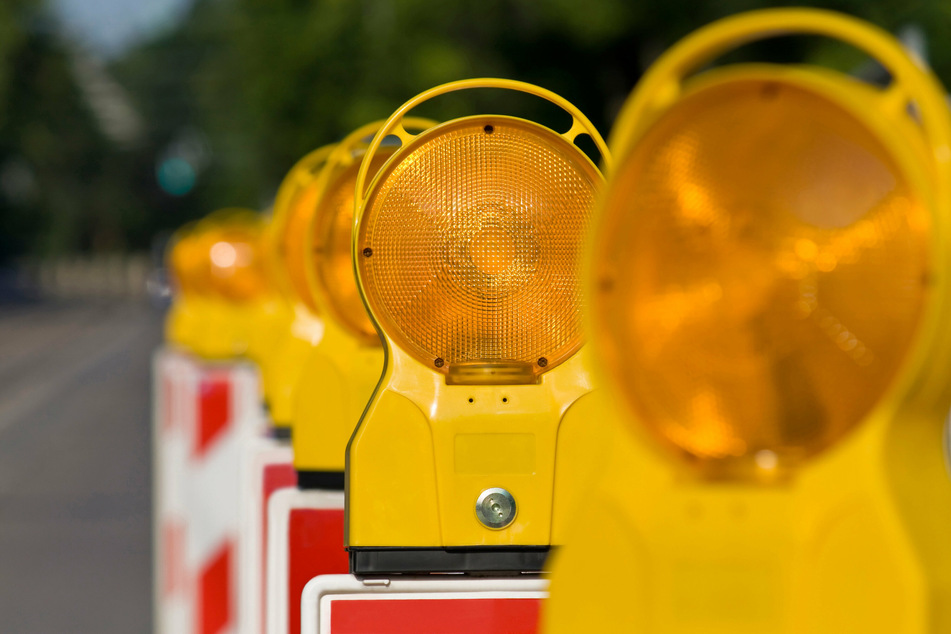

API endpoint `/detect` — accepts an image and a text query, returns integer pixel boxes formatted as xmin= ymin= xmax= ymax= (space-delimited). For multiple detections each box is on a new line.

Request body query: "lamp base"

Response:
xmin=349 ymin=546 xmax=550 ymax=575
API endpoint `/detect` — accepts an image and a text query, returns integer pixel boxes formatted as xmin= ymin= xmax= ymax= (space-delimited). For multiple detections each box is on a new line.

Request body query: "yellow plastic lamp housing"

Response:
xmin=260 ymin=119 xmax=433 ymax=447
xmin=255 ymin=147 xmax=333 ymax=426
xmin=545 ymin=9 xmax=951 ymax=634
xmin=347 ymin=79 xmax=611 ymax=574
xmin=357 ymin=117 xmax=599 ymax=379
xmin=597 ymin=69 xmax=930 ymax=475
xmin=195 ymin=209 xmax=276 ymax=360
xmin=286 ymin=120 xmax=435 ymax=469
xmin=290 ymin=145 xmax=392 ymax=472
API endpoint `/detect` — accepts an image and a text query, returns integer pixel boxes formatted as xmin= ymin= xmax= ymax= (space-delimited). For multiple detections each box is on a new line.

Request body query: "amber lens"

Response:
xmin=206 ymin=222 xmax=271 ymax=303
xmin=595 ymin=78 xmax=930 ymax=468
xmin=358 ymin=117 xmax=600 ymax=377
xmin=169 ymin=231 xmax=206 ymax=296
xmin=312 ymin=149 xmax=393 ymax=345
xmin=282 ymin=179 xmax=324 ymax=312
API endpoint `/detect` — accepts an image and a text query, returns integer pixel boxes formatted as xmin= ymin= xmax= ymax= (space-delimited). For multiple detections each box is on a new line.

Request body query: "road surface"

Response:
xmin=0 ymin=299 xmax=161 ymax=633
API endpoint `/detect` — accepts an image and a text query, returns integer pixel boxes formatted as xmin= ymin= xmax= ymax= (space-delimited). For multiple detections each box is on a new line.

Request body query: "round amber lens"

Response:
xmin=358 ymin=117 xmax=601 ymax=377
xmin=312 ymin=150 xmax=394 ymax=345
xmin=596 ymin=78 xmax=930 ymax=468
xmin=282 ymin=179 xmax=324 ymax=312
xmin=206 ymin=221 xmax=270 ymax=303
xmin=169 ymin=230 xmax=210 ymax=296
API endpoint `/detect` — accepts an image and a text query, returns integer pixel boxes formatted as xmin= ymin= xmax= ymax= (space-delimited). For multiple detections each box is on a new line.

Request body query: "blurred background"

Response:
xmin=0 ymin=0 xmax=946 ymax=631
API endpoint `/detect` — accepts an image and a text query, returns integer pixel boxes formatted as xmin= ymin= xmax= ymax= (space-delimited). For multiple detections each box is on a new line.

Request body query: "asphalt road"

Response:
xmin=0 ymin=300 xmax=162 ymax=633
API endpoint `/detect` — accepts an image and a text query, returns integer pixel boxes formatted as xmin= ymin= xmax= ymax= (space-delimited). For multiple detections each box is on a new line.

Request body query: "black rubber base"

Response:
xmin=349 ymin=546 xmax=550 ymax=575
xmin=297 ymin=470 xmax=345 ymax=491
xmin=270 ymin=425 xmax=292 ymax=440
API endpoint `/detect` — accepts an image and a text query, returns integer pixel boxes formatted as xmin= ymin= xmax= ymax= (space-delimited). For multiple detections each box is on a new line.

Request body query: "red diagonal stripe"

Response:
xmin=198 ymin=540 xmax=234 ymax=634
xmin=195 ymin=373 xmax=232 ymax=457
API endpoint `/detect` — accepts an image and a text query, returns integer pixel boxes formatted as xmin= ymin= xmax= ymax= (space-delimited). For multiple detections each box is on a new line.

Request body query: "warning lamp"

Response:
xmin=257 ymin=118 xmax=433 ymax=438
xmin=545 ymin=9 xmax=951 ymax=633
xmin=203 ymin=209 xmax=271 ymax=304
xmin=346 ymin=79 xmax=611 ymax=574
xmin=257 ymin=145 xmax=335 ymax=428
xmin=172 ymin=208 xmax=279 ymax=360
xmin=286 ymin=117 xmax=435 ymax=484
xmin=165 ymin=221 xmax=213 ymax=351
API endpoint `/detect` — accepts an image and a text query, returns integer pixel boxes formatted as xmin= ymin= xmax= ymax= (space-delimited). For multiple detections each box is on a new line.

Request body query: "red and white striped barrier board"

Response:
xmin=241 ymin=439 xmax=295 ymax=634
xmin=266 ymin=489 xmax=348 ymax=634
xmin=300 ymin=575 xmax=548 ymax=634
xmin=153 ymin=347 xmax=265 ymax=634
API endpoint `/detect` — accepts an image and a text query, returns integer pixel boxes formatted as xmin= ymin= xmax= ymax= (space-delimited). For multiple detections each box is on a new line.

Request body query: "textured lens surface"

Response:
xmin=313 ymin=151 xmax=393 ymax=344
xmin=595 ymin=79 xmax=930 ymax=468
xmin=358 ymin=118 xmax=600 ymax=376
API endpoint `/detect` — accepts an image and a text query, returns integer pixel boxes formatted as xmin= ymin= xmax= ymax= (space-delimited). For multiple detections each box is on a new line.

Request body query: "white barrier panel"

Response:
xmin=241 ymin=438 xmax=295 ymax=634
xmin=153 ymin=347 xmax=264 ymax=634
xmin=300 ymin=575 xmax=548 ymax=634
xmin=266 ymin=489 xmax=348 ymax=634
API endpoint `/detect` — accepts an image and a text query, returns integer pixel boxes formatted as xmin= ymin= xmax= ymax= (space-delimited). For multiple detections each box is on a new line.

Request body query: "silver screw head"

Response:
xmin=476 ymin=487 xmax=516 ymax=529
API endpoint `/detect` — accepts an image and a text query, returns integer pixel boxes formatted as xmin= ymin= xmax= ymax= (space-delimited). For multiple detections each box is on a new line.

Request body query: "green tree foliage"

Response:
xmin=2 ymin=0 xmax=950 ymax=261
xmin=0 ymin=2 xmax=153 ymax=262
xmin=121 ymin=0 xmax=950 ymax=229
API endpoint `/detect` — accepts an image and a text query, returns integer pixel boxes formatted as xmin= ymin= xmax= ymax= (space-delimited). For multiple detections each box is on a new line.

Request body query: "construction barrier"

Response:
xmin=153 ymin=347 xmax=264 ymax=634
xmin=266 ymin=489 xmax=348 ymax=634
xmin=300 ymin=575 xmax=547 ymax=634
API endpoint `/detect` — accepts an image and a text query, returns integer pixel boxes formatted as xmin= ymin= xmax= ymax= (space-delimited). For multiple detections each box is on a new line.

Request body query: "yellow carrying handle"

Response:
xmin=301 ymin=117 xmax=437 ymax=315
xmin=352 ymin=77 xmax=613 ymax=223
xmin=325 ymin=117 xmax=438 ymax=172
xmin=610 ymin=8 xmax=951 ymax=186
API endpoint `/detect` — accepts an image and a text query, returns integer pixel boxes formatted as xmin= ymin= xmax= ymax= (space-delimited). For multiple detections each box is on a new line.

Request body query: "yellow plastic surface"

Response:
xmin=347 ymin=346 xmax=594 ymax=547
xmin=347 ymin=79 xmax=612 ymax=549
xmin=546 ymin=8 xmax=951 ymax=634
xmin=291 ymin=321 xmax=383 ymax=471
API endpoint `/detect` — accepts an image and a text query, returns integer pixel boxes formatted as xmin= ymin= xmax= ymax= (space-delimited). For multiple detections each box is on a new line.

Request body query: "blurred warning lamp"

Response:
xmin=593 ymin=38 xmax=940 ymax=476
xmin=357 ymin=118 xmax=600 ymax=383
xmin=203 ymin=214 xmax=271 ymax=303
xmin=168 ymin=227 xmax=210 ymax=297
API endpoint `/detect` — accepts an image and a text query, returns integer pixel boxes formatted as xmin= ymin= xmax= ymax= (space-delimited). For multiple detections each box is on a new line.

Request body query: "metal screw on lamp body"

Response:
xmin=476 ymin=488 xmax=516 ymax=529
